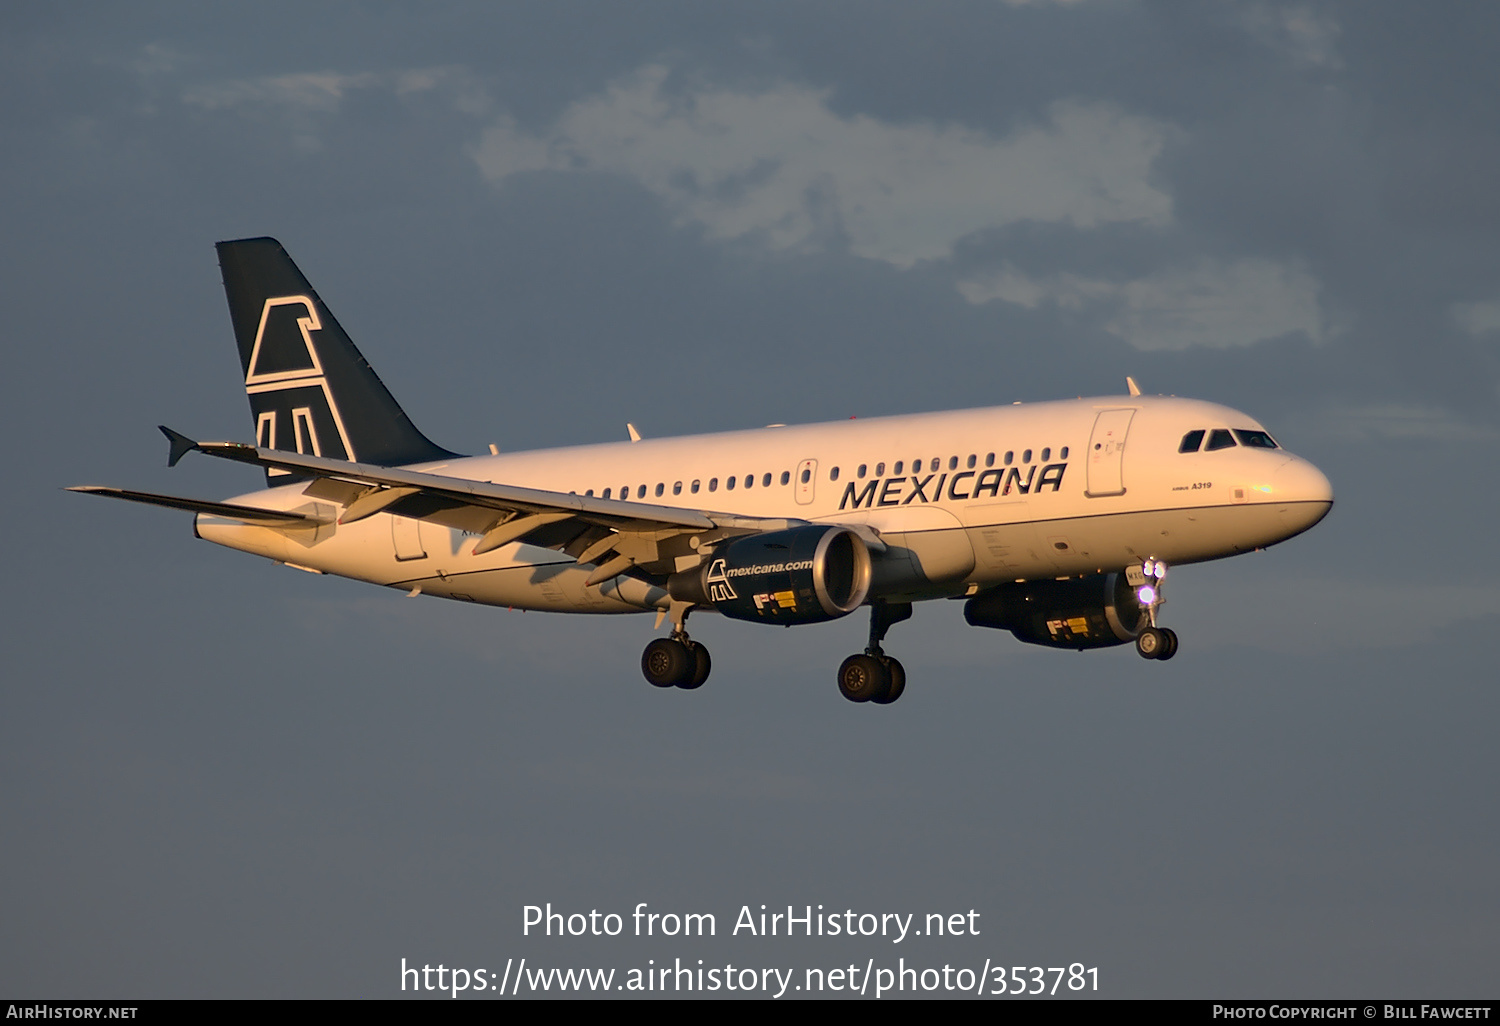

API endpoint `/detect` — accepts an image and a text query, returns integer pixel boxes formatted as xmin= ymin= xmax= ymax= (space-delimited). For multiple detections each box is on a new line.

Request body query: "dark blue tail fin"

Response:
xmin=216 ymin=238 xmax=456 ymax=481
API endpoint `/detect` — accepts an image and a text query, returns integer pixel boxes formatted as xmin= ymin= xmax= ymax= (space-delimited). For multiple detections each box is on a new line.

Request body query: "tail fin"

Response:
xmin=216 ymin=237 xmax=456 ymax=481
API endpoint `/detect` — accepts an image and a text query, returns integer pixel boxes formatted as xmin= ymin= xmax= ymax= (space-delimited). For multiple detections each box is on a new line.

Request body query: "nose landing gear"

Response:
xmin=1132 ymin=558 xmax=1178 ymax=661
xmin=1134 ymin=626 xmax=1177 ymax=660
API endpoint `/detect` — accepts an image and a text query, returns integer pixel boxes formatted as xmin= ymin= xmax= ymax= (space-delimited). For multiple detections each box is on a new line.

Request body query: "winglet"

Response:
xmin=158 ymin=425 xmax=198 ymax=468
xmin=1126 ymin=376 xmax=1142 ymax=397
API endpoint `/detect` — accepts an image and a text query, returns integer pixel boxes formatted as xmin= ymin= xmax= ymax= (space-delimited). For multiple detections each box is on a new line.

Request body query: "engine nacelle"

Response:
xmin=964 ymin=573 xmax=1147 ymax=650
xmin=669 ymin=526 xmax=872 ymax=625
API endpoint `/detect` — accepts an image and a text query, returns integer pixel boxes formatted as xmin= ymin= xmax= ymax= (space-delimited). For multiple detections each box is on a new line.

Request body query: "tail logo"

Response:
xmin=244 ymin=295 xmax=356 ymax=473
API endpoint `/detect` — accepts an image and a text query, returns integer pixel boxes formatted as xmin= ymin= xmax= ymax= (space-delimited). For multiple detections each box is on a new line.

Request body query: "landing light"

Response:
xmin=1137 ymin=585 xmax=1157 ymax=605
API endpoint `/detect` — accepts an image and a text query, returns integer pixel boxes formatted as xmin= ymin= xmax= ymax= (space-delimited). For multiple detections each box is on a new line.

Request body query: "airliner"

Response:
xmin=72 ymin=238 xmax=1334 ymax=704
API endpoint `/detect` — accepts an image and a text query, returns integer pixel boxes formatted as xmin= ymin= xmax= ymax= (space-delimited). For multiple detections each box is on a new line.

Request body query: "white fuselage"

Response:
xmin=194 ymin=395 xmax=1333 ymax=614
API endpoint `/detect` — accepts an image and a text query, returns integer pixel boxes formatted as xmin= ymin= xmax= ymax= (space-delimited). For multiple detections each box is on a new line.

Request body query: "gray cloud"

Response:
xmin=1451 ymin=299 xmax=1500 ymax=337
xmin=958 ymin=257 xmax=1327 ymax=351
xmin=473 ymin=65 xmax=1175 ymax=267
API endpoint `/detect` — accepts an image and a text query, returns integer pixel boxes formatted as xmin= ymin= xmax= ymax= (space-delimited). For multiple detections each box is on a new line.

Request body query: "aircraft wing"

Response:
xmin=165 ymin=428 xmax=832 ymax=581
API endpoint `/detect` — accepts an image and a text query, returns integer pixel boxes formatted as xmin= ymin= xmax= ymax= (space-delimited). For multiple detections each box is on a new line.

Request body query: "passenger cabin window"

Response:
xmin=655 ymin=483 xmax=664 ymax=497
xmin=709 ymin=478 xmax=718 ymax=492
xmin=691 ymin=480 xmax=701 ymax=494
xmin=829 ymin=467 xmax=840 ymax=481
xmin=1205 ymin=429 xmax=1237 ymax=451
xmin=780 ymin=471 xmax=790 ymax=485
xmin=673 ymin=481 xmax=682 ymax=495
xmin=1234 ymin=429 xmax=1279 ymax=449
xmin=762 ymin=473 xmax=771 ymax=487
xmin=1179 ymin=430 xmax=1205 ymax=453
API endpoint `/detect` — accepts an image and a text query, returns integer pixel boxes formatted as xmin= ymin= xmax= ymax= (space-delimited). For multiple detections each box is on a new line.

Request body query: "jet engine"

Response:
xmin=964 ymin=573 xmax=1147 ymax=650
xmin=669 ymin=526 xmax=872 ymax=626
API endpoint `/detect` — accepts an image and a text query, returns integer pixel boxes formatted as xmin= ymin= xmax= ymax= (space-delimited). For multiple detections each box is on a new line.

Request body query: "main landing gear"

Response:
xmin=1133 ymin=558 xmax=1178 ymax=661
xmin=838 ymin=601 xmax=913 ymax=704
xmin=641 ymin=604 xmax=711 ymax=689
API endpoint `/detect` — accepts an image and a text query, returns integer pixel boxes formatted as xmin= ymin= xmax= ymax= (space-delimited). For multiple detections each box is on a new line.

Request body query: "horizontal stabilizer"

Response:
xmin=67 ymin=486 xmax=330 ymax=526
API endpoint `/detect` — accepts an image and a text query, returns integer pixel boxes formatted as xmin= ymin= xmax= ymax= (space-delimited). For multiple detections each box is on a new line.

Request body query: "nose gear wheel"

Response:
xmin=1132 ymin=559 xmax=1178 ymax=661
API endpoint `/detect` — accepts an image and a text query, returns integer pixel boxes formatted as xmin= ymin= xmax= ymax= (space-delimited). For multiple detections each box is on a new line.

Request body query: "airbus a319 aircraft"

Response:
xmin=74 ymin=238 xmax=1333 ymax=704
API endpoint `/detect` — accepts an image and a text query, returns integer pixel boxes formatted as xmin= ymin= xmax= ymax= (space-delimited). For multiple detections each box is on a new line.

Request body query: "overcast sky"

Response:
xmin=4 ymin=1 xmax=1497 ymax=999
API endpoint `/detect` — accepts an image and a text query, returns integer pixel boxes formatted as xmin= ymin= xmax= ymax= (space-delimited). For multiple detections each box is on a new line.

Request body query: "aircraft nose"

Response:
xmin=1272 ymin=457 xmax=1334 ymax=505
xmin=1268 ymin=457 xmax=1334 ymax=536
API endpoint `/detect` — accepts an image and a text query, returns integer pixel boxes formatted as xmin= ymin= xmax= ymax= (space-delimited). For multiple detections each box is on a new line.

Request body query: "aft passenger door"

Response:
xmin=1085 ymin=409 xmax=1135 ymax=498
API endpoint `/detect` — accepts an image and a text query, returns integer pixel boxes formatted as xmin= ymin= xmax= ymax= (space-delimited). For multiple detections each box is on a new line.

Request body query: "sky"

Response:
xmin=3 ymin=0 xmax=1497 ymax=1000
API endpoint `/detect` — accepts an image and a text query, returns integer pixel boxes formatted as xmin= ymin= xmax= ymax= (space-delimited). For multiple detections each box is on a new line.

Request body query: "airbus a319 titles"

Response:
xmin=74 ymin=239 xmax=1334 ymax=704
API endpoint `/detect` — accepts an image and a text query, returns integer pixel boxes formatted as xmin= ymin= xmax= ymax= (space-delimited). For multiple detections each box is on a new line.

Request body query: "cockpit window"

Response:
xmin=1179 ymin=430 xmax=1205 ymax=453
xmin=1233 ymin=429 xmax=1279 ymax=449
xmin=1204 ymin=429 xmax=1237 ymax=451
